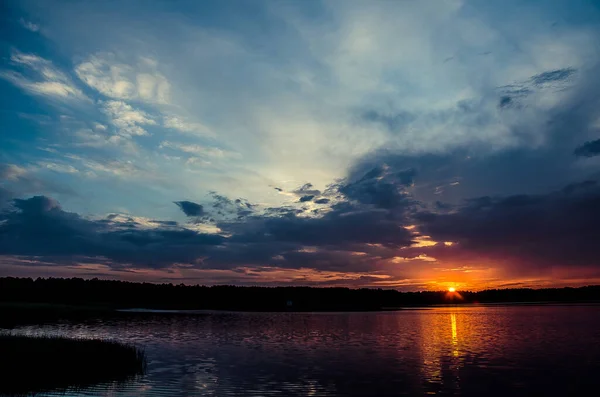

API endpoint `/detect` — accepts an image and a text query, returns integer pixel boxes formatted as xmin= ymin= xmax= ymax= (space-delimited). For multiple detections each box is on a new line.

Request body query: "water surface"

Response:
xmin=8 ymin=305 xmax=600 ymax=396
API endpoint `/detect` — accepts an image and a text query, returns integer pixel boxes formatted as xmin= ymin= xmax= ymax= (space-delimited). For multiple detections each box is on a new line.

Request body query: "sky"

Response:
xmin=1 ymin=0 xmax=600 ymax=291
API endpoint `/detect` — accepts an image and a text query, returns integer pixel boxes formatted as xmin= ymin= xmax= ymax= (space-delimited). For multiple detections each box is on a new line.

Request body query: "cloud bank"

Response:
xmin=1 ymin=0 xmax=600 ymax=289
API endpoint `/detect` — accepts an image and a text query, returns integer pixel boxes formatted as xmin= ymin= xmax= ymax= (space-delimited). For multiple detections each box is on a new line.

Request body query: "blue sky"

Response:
xmin=2 ymin=0 xmax=600 ymax=290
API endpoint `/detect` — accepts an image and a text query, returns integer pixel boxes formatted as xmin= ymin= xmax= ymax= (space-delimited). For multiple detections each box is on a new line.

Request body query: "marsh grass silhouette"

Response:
xmin=0 ymin=334 xmax=146 ymax=396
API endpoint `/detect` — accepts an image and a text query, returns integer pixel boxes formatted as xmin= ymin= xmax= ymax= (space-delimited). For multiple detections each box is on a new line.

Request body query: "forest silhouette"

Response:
xmin=2 ymin=277 xmax=599 ymax=312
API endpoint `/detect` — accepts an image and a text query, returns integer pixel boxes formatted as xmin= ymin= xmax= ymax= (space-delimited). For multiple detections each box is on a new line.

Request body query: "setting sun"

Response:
xmin=448 ymin=287 xmax=456 ymax=292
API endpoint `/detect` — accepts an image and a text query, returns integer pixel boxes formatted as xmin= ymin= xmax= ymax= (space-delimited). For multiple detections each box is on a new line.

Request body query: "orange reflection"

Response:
xmin=450 ymin=313 xmax=458 ymax=357
xmin=418 ymin=308 xmax=477 ymax=393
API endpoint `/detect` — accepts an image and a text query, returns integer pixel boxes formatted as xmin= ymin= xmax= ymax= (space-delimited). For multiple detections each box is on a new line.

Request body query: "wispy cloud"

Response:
xmin=101 ymin=100 xmax=156 ymax=137
xmin=36 ymin=162 xmax=79 ymax=174
xmin=0 ymin=164 xmax=28 ymax=181
xmin=75 ymin=54 xmax=170 ymax=104
xmin=64 ymin=154 xmax=140 ymax=179
xmin=19 ymin=18 xmax=39 ymax=32
xmin=163 ymin=116 xmax=215 ymax=138
xmin=160 ymin=141 xmax=240 ymax=159
xmin=1 ymin=51 xmax=87 ymax=101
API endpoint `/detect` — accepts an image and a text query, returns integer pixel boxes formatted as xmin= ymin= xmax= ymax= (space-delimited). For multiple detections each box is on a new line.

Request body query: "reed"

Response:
xmin=0 ymin=334 xmax=146 ymax=396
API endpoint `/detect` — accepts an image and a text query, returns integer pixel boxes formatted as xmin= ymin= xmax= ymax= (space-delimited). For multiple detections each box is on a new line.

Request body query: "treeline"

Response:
xmin=1 ymin=277 xmax=600 ymax=311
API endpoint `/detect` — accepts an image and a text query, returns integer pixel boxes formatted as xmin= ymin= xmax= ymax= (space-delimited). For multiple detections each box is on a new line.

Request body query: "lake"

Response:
xmin=7 ymin=305 xmax=600 ymax=396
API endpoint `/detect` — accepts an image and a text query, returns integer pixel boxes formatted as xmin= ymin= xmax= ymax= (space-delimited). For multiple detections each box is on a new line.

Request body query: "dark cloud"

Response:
xmin=293 ymin=183 xmax=321 ymax=197
xmin=14 ymin=195 xmax=61 ymax=213
xmin=174 ymin=200 xmax=204 ymax=216
xmin=205 ymin=202 xmax=414 ymax=273
xmin=0 ymin=188 xmax=414 ymax=274
xmin=299 ymin=195 xmax=314 ymax=202
xmin=574 ymin=139 xmax=600 ymax=157
xmin=497 ymin=67 xmax=576 ymax=110
xmin=152 ymin=220 xmax=179 ymax=227
xmin=263 ymin=206 xmax=303 ymax=217
xmin=191 ymin=171 xmax=420 ymax=271
xmin=496 ymin=87 xmax=530 ymax=109
xmin=498 ymin=96 xmax=512 ymax=108
xmin=314 ymin=198 xmax=330 ymax=204
xmin=338 ymin=165 xmax=416 ymax=210
xmin=0 ymin=187 xmax=12 ymax=207
xmin=0 ymin=196 xmax=223 ymax=268
xmin=210 ymin=192 xmax=232 ymax=209
xmin=227 ymin=209 xmax=412 ymax=248
xmin=270 ymin=249 xmax=382 ymax=273
xmin=530 ymin=67 xmax=576 ymax=86
xmin=416 ymin=181 xmax=600 ymax=273
xmin=194 ymin=192 xmax=258 ymax=220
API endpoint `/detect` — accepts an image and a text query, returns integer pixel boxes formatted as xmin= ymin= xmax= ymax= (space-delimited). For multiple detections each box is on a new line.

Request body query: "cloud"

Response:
xmin=574 ymin=139 xmax=600 ymax=157
xmin=0 ymin=188 xmax=12 ymax=207
xmin=0 ymin=183 xmax=414 ymax=275
xmin=416 ymin=180 xmax=600 ymax=276
xmin=497 ymin=67 xmax=578 ymax=110
xmin=292 ymin=183 xmax=321 ymax=197
xmin=13 ymin=195 xmax=61 ymax=213
xmin=498 ymin=96 xmax=514 ymax=109
xmin=101 ymin=100 xmax=156 ymax=137
xmin=4 ymin=168 xmax=600 ymax=287
xmin=344 ymin=53 xmax=600 ymax=205
xmin=0 ymin=51 xmax=87 ymax=101
xmin=226 ymin=207 xmax=413 ymax=248
xmin=360 ymin=110 xmax=416 ymax=133
xmin=63 ymin=154 xmax=156 ymax=181
xmin=200 ymin=193 xmax=257 ymax=220
xmin=75 ymin=54 xmax=170 ymax=104
xmin=66 ymin=121 xmax=141 ymax=154
xmin=0 ymin=163 xmax=76 ymax=198
xmin=159 ymin=141 xmax=240 ymax=159
xmin=174 ymin=200 xmax=204 ymax=217
xmin=338 ymin=165 xmax=416 ymax=210
xmin=0 ymin=196 xmax=223 ymax=268
xmin=36 ymin=162 xmax=79 ymax=174
xmin=3 ymin=0 xmax=600 ymax=288
xmin=530 ymin=68 xmax=576 ymax=87
xmin=163 ymin=116 xmax=215 ymax=138
xmin=19 ymin=18 xmax=40 ymax=32
xmin=0 ymin=164 xmax=27 ymax=181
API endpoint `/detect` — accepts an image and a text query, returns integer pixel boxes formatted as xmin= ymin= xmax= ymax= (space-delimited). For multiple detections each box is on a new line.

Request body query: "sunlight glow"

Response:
xmin=448 ymin=287 xmax=456 ymax=292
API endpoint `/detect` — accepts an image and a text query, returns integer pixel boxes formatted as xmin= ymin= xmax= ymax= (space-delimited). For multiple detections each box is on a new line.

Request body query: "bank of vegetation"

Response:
xmin=0 ymin=334 xmax=146 ymax=396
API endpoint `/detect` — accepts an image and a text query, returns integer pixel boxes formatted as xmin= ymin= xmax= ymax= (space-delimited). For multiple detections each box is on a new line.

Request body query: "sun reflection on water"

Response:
xmin=451 ymin=313 xmax=459 ymax=357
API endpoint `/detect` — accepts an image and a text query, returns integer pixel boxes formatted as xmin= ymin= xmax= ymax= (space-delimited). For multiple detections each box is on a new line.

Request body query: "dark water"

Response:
xmin=8 ymin=305 xmax=600 ymax=396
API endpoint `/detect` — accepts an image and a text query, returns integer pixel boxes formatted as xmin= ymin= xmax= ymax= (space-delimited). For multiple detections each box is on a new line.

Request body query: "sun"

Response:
xmin=448 ymin=287 xmax=456 ymax=293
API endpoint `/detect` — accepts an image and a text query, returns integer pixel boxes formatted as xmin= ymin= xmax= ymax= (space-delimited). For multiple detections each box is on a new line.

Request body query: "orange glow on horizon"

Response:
xmin=448 ymin=287 xmax=456 ymax=292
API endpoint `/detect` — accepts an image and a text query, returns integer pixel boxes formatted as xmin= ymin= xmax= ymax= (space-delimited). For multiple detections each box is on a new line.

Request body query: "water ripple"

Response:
xmin=7 ymin=306 xmax=600 ymax=397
